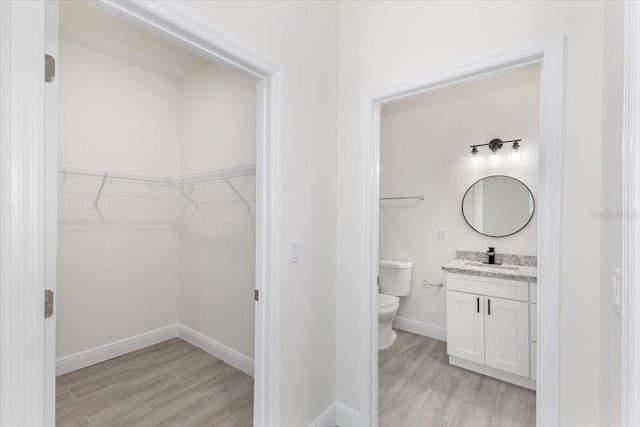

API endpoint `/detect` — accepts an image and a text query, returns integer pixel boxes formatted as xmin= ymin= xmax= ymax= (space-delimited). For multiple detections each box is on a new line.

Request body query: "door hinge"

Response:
xmin=44 ymin=290 xmax=54 ymax=318
xmin=45 ymin=54 xmax=55 ymax=82
xmin=254 ymin=289 xmax=259 ymax=302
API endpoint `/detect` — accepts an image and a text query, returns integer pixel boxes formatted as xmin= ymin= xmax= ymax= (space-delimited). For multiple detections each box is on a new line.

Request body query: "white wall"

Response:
xmin=599 ymin=1 xmax=624 ymax=425
xmin=137 ymin=3 xmax=339 ymax=425
xmin=57 ymin=39 xmax=182 ymax=177
xmin=379 ymin=67 xmax=539 ymax=329
xmin=336 ymin=2 xmax=606 ymax=425
xmin=179 ymin=62 xmax=257 ymax=359
xmin=179 ymin=63 xmax=257 ymax=174
xmin=57 ymin=39 xmax=181 ymax=357
xmin=58 ymin=38 xmax=259 ymax=366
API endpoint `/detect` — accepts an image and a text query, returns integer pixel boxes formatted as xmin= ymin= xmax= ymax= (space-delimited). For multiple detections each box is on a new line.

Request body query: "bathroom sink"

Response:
xmin=463 ymin=261 xmax=520 ymax=271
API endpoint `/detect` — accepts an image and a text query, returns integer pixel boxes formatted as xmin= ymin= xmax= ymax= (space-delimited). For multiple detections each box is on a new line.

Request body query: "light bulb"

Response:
xmin=511 ymin=141 xmax=521 ymax=161
xmin=470 ymin=155 xmax=481 ymax=168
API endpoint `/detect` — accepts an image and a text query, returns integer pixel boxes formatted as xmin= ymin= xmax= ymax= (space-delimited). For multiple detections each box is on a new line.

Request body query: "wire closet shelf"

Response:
xmin=57 ymin=164 xmax=256 ymax=234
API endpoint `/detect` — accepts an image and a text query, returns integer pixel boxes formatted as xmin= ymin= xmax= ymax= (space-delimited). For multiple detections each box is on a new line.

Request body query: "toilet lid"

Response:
xmin=378 ymin=293 xmax=399 ymax=309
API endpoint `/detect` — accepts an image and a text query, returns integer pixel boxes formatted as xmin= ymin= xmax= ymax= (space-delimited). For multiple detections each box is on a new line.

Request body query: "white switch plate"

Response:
xmin=290 ymin=240 xmax=300 ymax=263
xmin=612 ymin=267 xmax=622 ymax=317
xmin=438 ymin=228 xmax=447 ymax=240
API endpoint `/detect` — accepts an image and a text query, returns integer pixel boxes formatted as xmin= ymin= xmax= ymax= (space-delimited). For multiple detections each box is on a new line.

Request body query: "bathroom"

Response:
xmin=377 ymin=66 xmax=539 ymax=426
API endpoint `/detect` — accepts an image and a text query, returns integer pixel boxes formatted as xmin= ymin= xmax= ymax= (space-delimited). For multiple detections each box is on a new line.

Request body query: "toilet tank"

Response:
xmin=378 ymin=259 xmax=412 ymax=296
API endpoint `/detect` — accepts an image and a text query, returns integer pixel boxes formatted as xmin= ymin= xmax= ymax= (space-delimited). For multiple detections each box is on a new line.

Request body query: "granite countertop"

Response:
xmin=441 ymin=251 xmax=537 ymax=283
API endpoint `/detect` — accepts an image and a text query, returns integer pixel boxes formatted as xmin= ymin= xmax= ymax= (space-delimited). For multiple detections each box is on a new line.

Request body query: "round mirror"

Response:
xmin=461 ymin=175 xmax=535 ymax=237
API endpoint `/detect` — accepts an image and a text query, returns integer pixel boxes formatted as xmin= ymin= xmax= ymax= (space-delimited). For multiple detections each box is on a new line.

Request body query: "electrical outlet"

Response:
xmin=438 ymin=228 xmax=447 ymax=240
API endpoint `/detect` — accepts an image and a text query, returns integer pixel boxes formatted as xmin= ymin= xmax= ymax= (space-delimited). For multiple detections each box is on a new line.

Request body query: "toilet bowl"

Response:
xmin=378 ymin=293 xmax=400 ymax=350
xmin=377 ymin=259 xmax=412 ymax=350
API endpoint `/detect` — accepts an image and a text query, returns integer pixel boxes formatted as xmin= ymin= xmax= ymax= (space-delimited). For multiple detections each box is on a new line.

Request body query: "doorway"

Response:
xmin=42 ymin=1 xmax=282 ymax=425
xmin=377 ymin=66 xmax=540 ymax=426
xmin=55 ymin=1 xmax=257 ymax=425
xmin=360 ymin=36 xmax=564 ymax=426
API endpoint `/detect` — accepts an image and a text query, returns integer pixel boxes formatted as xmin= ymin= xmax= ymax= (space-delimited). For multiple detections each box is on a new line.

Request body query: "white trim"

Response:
xmin=0 ymin=2 xmax=47 ymax=425
xmin=622 ymin=1 xmax=640 ymax=426
xmin=56 ymin=324 xmax=180 ymax=376
xmin=393 ymin=317 xmax=447 ymax=342
xmin=179 ymin=324 xmax=254 ymax=377
xmin=449 ymin=356 xmax=536 ymax=390
xmin=54 ymin=324 xmax=257 ymax=379
xmin=41 ymin=1 xmax=282 ymax=426
xmin=335 ymin=402 xmax=360 ymax=427
xmin=307 ymin=402 xmax=359 ymax=427
xmin=91 ymin=0 xmax=278 ymax=79
xmin=44 ymin=2 xmax=59 ymax=425
xmin=362 ymin=35 xmax=564 ymax=427
xmin=307 ymin=403 xmax=337 ymax=427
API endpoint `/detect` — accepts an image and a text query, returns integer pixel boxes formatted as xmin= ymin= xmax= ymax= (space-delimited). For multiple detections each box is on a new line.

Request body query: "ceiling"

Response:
xmin=59 ymin=1 xmax=211 ymax=80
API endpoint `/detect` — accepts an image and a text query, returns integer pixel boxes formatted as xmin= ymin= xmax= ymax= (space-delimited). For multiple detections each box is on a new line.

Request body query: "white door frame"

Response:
xmin=0 ymin=2 xmax=47 ymax=425
xmin=622 ymin=1 xmax=640 ymax=426
xmin=1 ymin=1 xmax=283 ymax=425
xmin=361 ymin=35 xmax=564 ymax=426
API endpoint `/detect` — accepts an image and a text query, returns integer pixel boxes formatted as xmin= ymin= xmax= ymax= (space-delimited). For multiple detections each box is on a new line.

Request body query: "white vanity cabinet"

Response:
xmin=446 ymin=272 xmax=536 ymax=389
xmin=484 ymin=296 xmax=529 ymax=376
xmin=446 ymin=291 xmax=485 ymax=364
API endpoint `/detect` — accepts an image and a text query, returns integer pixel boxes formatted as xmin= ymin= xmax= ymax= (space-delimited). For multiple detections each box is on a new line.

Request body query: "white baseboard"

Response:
xmin=56 ymin=323 xmax=255 ymax=378
xmin=393 ymin=316 xmax=447 ymax=342
xmin=336 ymin=402 xmax=359 ymax=427
xmin=308 ymin=402 xmax=337 ymax=427
xmin=56 ymin=324 xmax=180 ymax=375
xmin=178 ymin=324 xmax=254 ymax=377
xmin=308 ymin=402 xmax=357 ymax=427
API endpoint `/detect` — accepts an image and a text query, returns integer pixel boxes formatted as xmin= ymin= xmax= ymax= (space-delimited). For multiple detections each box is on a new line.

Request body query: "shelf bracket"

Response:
xmin=171 ymin=180 xmax=199 ymax=212
xmin=220 ymin=170 xmax=255 ymax=238
xmin=94 ymin=173 xmax=108 ymax=208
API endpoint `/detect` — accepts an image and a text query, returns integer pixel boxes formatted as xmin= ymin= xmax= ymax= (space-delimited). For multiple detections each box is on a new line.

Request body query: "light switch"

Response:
xmin=438 ymin=228 xmax=447 ymax=240
xmin=290 ymin=240 xmax=300 ymax=263
xmin=612 ymin=267 xmax=622 ymax=316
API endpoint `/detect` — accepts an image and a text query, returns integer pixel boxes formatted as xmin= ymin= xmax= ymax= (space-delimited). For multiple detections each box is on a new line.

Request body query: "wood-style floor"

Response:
xmin=56 ymin=338 xmax=253 ymax=427
xmin=379 ymin=330 xmax=536 ymax=427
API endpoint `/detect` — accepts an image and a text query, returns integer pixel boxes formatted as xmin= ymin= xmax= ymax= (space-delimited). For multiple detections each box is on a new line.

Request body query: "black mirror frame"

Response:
xmin=461 ymin=174 xmax=535 ymax=238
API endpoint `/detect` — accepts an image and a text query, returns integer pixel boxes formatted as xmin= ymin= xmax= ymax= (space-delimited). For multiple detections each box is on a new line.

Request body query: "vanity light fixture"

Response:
xmin=511 ymin=140 xmax=522 ymax=160
xmin=469 ymin=138 xmax=522 ymax=157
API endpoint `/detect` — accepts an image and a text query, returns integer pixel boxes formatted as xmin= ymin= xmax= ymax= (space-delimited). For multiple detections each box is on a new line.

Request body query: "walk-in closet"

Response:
xmin=55 ymin=2 xmax=257 ymax=425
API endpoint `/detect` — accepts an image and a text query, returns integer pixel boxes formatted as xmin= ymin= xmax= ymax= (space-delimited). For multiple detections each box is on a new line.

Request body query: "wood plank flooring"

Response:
xmin=56 ymin=338 xmax=253 ymax=427
xmin=57 ymin=332 xmax=532 ymax=426
xmin=379 ymin=330 xmax=536 ymax=427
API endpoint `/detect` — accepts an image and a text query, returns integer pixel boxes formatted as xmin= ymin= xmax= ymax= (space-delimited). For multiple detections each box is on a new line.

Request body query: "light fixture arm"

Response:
xmin=469 ymin=138 xmax=522 ymax=155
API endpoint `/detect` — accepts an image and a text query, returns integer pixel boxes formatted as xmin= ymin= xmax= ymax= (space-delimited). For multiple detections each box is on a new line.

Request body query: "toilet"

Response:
xmin=378 ymin=259 xmax=412 ymax=350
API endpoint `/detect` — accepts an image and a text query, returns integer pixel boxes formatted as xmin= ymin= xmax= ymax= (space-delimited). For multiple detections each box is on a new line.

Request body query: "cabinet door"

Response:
xmin=446 ymin=291 xmax=484 ymax=364
xmin=484 ymin=296 xmax=530 ymax=376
